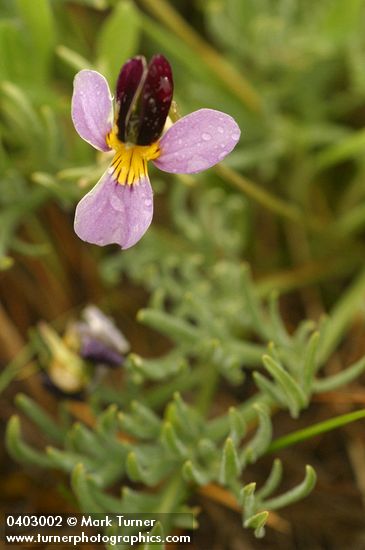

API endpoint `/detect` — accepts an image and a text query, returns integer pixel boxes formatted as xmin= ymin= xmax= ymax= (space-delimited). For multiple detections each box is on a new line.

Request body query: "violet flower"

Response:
xmin=74 ymin=305 xmax=130 ymax=368
xmin=72 ymin=54 xmax=240 ymax=249
xmin=39 ymin=306 xmax=129 ymax=399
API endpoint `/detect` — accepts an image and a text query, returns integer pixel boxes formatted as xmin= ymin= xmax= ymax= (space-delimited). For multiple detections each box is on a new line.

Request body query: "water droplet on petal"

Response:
xmin=202 ymin=132 xmax=212 ymax=141
xmin=187 ymin=157 xmax=206 ymax=172
xmin=159 ymin=76 xmax=171 ymax=93
xmin=231 ymin=133 xmax=240 ymax=140
xmin=217 ymin=126 xmax=224 ymax=134
xmin=144 ymin=199 xmax=152 ymax=207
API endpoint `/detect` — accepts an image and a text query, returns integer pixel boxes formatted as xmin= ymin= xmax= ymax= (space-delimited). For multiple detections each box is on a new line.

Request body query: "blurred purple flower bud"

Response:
xmin=80 ymin=335 xmax=124 ymax=367
xmin=73 ymin=305 xmax=129 ymax=368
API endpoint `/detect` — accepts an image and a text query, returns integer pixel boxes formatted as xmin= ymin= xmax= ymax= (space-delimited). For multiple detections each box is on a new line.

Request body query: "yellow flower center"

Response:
xmin=106 ymin=130 xmax=160 ymax=186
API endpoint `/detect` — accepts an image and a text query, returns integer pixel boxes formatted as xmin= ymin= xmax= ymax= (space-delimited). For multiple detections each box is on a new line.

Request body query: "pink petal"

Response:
xmin=74 ymin=169 xmax=153 ymax=249
xmin=154 ymin=109 xmax=240 ymax=174
xmin=71 ymin=70 xmax=113 ymax=152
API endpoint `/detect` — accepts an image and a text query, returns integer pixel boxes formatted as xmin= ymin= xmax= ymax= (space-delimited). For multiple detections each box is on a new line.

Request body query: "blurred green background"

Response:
xmin=2 ymin=1 xmax=365 ymax=548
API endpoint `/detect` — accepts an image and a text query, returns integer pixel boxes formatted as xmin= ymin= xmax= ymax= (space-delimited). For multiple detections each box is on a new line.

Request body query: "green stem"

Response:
xmin=216 ymin=165 xmax=321 ymax=229
xmin=15 ymin=393 xmax=66 ymax=445
xmin=319 ymin=266 xmax=365 ymax=364
xmin=266 ymin=409 xmax=365 ymax=454
xmin=144 ymin=367 xmax=204 ymax=408
xmin=139 ymin=0 xmax=262 ymax=112
xmin=256 ymin=251 xmax=360 ymax=297
xmin=156 ymin=473 xmax=188 ymax=514
xmin=314 ymin=127 xmax=365 ymax=171
xmin=0 ymin=345 xmax=33 ymax=394
xmin=195 ymin=363 xmax=220 ymax=416
xmin=206 ymin=393 xmax=274 ymax=442
xmin=333 ymin=203 xmax=365 ymax=237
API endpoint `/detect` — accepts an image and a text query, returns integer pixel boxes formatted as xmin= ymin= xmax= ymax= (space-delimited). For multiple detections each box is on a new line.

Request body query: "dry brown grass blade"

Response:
xmin=0 ymin=302 xmax=53 ymax=405
xmin=0 ymin=301 xmax=24 ymax=359
xmin=314 ymin=391 xmax=365 ymax=404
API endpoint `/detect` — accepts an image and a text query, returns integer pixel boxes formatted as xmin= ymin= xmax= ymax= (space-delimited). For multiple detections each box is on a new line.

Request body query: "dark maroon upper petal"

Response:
xmin=115 ymin=56 xmax=147 ymax=142
xmin=136 ymin=54 xmax=174 ymax=146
